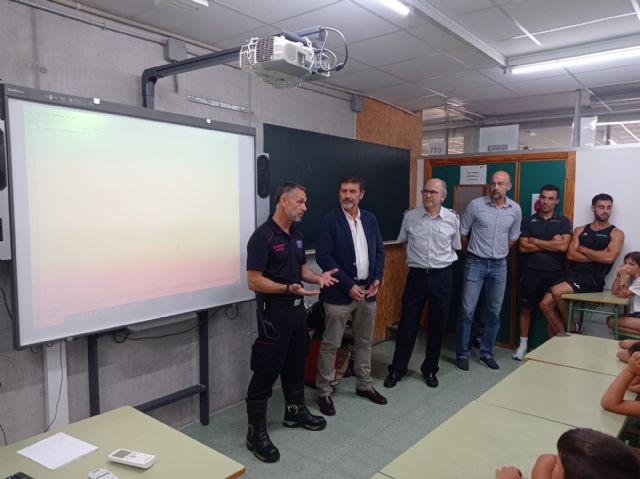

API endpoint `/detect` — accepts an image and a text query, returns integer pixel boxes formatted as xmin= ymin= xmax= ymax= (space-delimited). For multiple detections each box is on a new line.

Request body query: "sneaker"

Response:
xmin=512 ymin=346 xmax=526 ymax=361
xmin=455 ymin=357 xmax=469 ymax=372
xmin=479 ymin=356 xmax=500 ymax=371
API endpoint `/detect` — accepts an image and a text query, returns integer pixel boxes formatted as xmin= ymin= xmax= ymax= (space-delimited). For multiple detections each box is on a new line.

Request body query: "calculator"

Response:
xmin=107 ymin=449 xmax=156 ymax=469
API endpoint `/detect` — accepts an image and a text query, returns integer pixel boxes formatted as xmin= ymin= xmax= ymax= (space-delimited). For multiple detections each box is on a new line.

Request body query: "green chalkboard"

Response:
xmin=264 ymin=124 xmax=410 ymax=249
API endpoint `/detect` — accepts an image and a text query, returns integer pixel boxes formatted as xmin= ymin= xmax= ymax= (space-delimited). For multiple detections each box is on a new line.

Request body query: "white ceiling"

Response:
xmin=75 ymin=0 xmax=640 ymax=124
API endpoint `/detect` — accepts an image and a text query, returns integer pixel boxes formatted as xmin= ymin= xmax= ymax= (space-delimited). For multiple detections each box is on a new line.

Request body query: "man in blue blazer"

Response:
xmin=315 ymin=174 xmax=387 ymax=416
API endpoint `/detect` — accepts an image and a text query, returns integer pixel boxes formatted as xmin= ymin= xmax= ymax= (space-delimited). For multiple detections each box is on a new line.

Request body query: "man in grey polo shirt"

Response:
xmin=456 ymin=171 xmax=521 ymax=372
xmin=384 ymin=178 xmax=461 ymax=389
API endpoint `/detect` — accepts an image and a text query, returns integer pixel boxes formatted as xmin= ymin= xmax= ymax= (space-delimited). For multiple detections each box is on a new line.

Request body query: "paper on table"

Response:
xmin=17 ymin=432 xmax=98 ymax=470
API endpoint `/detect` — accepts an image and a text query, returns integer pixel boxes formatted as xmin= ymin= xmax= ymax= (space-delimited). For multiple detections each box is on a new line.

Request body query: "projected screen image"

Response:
xmin=7 ymin=95 xmax=255 ymax=346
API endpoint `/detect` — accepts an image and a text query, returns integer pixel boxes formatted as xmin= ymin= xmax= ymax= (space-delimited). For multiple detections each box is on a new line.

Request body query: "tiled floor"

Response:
xmin=182 ymin=336 xmax=523 ymax=479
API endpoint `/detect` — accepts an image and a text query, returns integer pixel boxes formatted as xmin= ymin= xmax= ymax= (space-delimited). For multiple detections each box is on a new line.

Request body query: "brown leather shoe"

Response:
xmin=318 ymin=396 xmax=335 ymax=416
xmin=355 ymin=387 xmax=388 ymax=405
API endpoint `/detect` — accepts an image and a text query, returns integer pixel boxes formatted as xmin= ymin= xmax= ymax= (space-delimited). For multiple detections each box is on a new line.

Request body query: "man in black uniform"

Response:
xmin=514 ymin=184 xmax=572 ymax=360
xmin=245 ymin=182 xmax=338 ymax=464
xmin=540 ymin=193 xmax=625 ymax=336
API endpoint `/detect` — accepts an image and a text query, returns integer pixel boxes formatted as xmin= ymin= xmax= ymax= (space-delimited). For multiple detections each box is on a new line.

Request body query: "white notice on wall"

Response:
xmin=460 ymin=165 xmax=487 ymax=185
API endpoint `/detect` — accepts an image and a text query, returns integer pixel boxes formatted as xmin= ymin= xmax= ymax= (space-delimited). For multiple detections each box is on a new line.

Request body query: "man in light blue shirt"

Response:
xmin=384 ymin=178 xmax=460 ymax=389
xmin=456 ymin=171 xmax=522 ymax=372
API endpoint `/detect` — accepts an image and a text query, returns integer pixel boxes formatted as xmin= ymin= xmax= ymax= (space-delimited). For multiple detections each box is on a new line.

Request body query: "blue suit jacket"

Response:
xmin=316 ymin=207 xmax=385 ymax=305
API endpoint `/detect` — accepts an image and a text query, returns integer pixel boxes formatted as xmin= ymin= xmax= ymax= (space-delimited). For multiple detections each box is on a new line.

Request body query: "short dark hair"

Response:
xmin=624 ymin=251 xmax=640 ymax=266
xmin=338 ymin=174 xmax=365 ymax=191
xmin=628 ymin=341 xmax=640 ymax=355
xmin=274 ymin=182 xmax=305 ymax=205
xmin=540 ymin=184 xmax=560 ymax=198
xmin=592 ymin=193 xmax=613 ymax=205
xmin=557 ymin=428 xmax=640 ymax=479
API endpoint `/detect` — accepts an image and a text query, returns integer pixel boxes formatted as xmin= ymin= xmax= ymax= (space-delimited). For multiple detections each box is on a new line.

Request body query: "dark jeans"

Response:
xmin=246 ymin=297 xmax=307 ymax=402
xmin=456 ymin=255 xmax=507 ymax=359
xmin=389 ymin=266 xmax=454 ymax=376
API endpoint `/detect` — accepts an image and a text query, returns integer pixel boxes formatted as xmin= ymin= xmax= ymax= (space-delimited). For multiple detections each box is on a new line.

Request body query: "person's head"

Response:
xmin=554 ymin=428 xmax=640 ymax=479
xmin=489 ymin=171 xmax=512 ymax=202
xmin=274 ymin=182 xmax=307 ymax=223
xmin=538 ymin=184 xmax=561 ymax=215
xmin=628 ymin=340 xmax=640 ymax=355
xmin=591 ymin=193 xmax=613 ymax=222
xmin=421 ymin=178 xmax=447 ymax=210
xmin=338 ymin=174 xmax=365 ymax=213
xmin=622 ymin=251 xmax=640 ymax=278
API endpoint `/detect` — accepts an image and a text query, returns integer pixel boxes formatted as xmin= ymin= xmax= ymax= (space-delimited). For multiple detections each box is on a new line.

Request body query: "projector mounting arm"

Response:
xmin=141 ymin=26 xmax=344 ymax=109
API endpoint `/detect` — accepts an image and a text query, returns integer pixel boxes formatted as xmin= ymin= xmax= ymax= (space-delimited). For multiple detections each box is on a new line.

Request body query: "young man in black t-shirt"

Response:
xmin=539 ymin=193 xmax=625 ymax=337
xmin=514 ymin=185 xmax=572 ymax=360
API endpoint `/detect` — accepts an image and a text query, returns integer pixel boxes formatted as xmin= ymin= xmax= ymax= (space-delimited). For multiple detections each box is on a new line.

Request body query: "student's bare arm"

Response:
xmin=566 ymin=226 xmax=589 ymax=262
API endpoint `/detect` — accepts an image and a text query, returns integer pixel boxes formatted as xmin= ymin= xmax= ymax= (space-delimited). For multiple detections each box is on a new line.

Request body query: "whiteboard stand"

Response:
xmin=43 ymin=341 xmax=70 ymax=428
xmin=87 ymin=310 xmax=211 ymax=424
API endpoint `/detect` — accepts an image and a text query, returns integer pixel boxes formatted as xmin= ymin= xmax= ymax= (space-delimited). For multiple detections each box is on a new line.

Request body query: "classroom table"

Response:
xmin=477 ymin=361 xmax=632 ymax=436
xmin=561 ymin=290 xmax=630 ymax=339
xmin=525 ymin=334 xmax=625 ymax=376
xmin=377 ymin=401 xmax=571 ymax=479
xmin=0 ymin=406 xmax=245 ymax=479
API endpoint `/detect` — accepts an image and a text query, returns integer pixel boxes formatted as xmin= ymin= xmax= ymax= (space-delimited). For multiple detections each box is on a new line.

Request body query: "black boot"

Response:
xmin=282 ymin=384 xmax=327 ymax=430
xmin=246 ymin=399 xmax=280 ymax=463
xmin=283 ymin=403 xmax=327 ymax=430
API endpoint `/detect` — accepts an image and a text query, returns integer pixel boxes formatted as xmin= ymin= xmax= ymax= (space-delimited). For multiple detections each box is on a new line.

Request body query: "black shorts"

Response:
xmin=552 ymin=273 xmax=603 ymax=294
xmin=520 ymin=268 xmax=562 ymax=307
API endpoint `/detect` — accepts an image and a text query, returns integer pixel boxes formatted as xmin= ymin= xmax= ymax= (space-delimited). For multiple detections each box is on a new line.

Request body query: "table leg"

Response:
xmin=566 ymin=301 xmax=574 ymax=333
xmin=613 ymin=305 xmax=619 ymax=340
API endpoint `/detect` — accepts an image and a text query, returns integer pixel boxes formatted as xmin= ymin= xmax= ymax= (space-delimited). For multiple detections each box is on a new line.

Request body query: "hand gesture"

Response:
xmin=348 ymin=285 xmax=367 ymax=301
xmin=366 ymin=280 xmax=380 ymax=298
xmin=628 ymin=351 xmax=640 ymax=375
xmin=290 ymin=283 xmax=321 ymax=297
xmin=318 ymin=268 xmax=339 ymax=288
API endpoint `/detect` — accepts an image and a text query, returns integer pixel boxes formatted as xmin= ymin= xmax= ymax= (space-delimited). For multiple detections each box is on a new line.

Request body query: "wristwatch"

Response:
xmin=284 ymin=284 xmax=290 ymax=294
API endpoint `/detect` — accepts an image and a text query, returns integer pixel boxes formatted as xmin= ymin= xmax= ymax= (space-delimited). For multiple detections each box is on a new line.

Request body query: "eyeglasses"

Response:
xmin=421 ymin=189 xmax=440 ymax=196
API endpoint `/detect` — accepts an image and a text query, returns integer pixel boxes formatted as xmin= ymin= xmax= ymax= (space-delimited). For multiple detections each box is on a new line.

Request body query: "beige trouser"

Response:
xmin=316 ymin=300 xmax=376 ymax=396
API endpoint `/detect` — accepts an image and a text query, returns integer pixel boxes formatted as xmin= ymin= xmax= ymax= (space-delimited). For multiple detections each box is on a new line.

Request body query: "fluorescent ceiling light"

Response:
xmin=510 ymin=45 xmax=640 ymax=74
xmin=596 ymin=120 xmax=640 ymax=126
xmin=378 ymin=0 xmax=411 ymax=16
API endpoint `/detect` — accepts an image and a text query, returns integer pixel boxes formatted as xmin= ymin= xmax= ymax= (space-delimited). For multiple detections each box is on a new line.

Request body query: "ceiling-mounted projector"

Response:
xmin=239 ymin=36 xmax=320 ymax=87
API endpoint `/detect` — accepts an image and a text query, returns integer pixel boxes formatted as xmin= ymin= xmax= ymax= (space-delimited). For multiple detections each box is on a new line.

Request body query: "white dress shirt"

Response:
xmin=397 ymin=206 xmax=460 ymax=269
xmin=343 ymin=208 xmax=369 ymax=280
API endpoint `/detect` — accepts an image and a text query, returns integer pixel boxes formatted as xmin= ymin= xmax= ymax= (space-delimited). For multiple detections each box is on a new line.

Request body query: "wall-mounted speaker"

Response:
xmin=256 ymin=153 xmax=270 ymax=199
xmin=351 ymin=95 xmax=364 ymax=113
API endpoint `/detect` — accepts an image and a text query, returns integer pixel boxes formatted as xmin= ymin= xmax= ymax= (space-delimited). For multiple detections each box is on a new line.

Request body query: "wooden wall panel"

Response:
xmin=356 ymin=97 xmax=422 ymax=342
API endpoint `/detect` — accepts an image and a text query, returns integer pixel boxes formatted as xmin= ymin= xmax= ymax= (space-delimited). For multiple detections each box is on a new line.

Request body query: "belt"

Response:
xmin=467 ymin=252 xmax=506 ymax=261
xmin=354 ymin=280 xmax=368 ymax=286
xmin=410 ymin=265 xmax=451 ymax=273
xmin=257 ymin=294 xmax=302 ymax=307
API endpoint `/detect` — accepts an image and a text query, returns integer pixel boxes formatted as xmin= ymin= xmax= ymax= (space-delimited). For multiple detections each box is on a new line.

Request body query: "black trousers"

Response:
xmin=389 ymin=266 xmax=453 ymax=375
xmin=246 ymin=297 xmax=307 ymax=402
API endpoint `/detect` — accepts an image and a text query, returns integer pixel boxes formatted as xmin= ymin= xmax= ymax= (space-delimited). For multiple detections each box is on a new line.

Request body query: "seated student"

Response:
xmin=602 ymin=350 xmax=640 ymax=415
xmin=495 ymin=428 xmax=640 ymax=479
xmin=608 ymin=251 xmax=640 ymax=336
